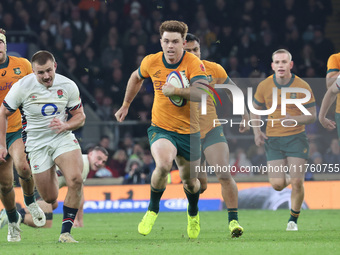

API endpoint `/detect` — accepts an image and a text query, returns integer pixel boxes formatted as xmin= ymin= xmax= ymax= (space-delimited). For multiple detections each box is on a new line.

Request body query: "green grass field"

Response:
xmin=1 ymin=210 xmax=339 ymax=255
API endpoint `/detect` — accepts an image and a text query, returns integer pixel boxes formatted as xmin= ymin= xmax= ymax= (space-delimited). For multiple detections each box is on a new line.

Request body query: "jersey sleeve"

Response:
xmin=3 ymin=79 xmax=25 ymax=112
xmin=253 ymin=82 xmax=266 ymax=108
xmin=22 ymin=58 xmax=33 ymax=75
xmin=187 ymin=56 xmax=207 ymax=84
xmin=138 ymin=55 xmax=151 ymax=79
xmin=327 ymin=54 xmax=340 ymax=73
xmin=214 ymin=63 xmax=229 ymax=84
xmin=66 ymin=81 xmax=82 ymax=111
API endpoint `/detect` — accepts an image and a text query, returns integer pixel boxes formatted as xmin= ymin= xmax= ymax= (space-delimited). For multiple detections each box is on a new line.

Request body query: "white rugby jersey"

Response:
xmin=3 ymin=73 xmax=82 ymax=152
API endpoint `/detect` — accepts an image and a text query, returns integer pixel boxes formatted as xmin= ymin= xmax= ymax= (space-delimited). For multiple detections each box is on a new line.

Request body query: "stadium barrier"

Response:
xmin=2 ymin=181 xmax=340 ymax=213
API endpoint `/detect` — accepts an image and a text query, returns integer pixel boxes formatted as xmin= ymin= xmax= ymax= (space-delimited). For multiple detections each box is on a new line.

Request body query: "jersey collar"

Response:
xmin=273 ymin=73 xmax=295 ymax=88
xmin=162 ymin=51 xmax=186 ymax=69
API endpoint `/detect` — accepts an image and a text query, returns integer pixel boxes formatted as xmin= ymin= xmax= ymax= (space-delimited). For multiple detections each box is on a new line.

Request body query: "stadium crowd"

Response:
xmin=1 ymin=0 xmax=338 ymax=182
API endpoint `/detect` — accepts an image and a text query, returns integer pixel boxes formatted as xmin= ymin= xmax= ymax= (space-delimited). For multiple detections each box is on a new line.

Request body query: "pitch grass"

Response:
xmin=0 ymin=210 xmax=339 ymax=255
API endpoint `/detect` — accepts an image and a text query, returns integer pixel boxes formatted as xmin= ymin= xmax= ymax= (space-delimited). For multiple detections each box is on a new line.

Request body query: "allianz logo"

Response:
xmin=164 ymin=199 xmax=188 ymax=210
xmin=84 ymin=200 xmax=149 ymax=209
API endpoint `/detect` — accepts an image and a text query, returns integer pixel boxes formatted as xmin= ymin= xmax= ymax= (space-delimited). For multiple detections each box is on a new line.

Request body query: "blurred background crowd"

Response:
xmin=1 ymin=0 xmax=339 ymax=183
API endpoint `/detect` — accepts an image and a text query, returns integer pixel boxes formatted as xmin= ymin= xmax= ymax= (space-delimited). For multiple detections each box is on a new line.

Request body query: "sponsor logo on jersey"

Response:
xmin=31 ymin=95 xmax=37 ymax=100
xmin=153 ymin=70 xmax=161 ymax=78
xmin=57 ymin=89 xmax=64 ymax=98
xmin=33 ymin=165 xmax=39 ymax=170
xmin=73 ymin=139 xmax=79 ymax=144
xmin=13 ymin=68 xmax=21 ymax=75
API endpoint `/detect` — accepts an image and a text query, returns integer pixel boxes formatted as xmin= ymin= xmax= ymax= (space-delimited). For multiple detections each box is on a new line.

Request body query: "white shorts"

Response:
xmin=28 ymin=133 xmax=81 ymax=174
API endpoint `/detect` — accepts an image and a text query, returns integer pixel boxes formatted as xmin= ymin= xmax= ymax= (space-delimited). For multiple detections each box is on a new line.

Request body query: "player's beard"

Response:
xmin=0 ymin=50 xmax=6 ymax=64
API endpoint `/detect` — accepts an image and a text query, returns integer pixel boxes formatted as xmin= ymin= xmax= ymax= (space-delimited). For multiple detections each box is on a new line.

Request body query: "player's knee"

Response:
xmin=183 ymin=179 xmax=196 ymax=191
xmin=44 ymin=197 xmax=57 ymax=204
xmin=15 ymin=161 xmax=31 ymax=177
xmin=157 ymin=160 xmax=173 ymax=173
xmin=291 ymin=179 xmax=304 ymax=190
xmin=0 ymin=184 xmax=14 ymax=196
xmin=67 ymin=175 xmax=83 ymax=190
xmin=216 ymin=171 xmax=232 ymax=181
xmin=271 ymin=183 xmax=285 ymax=191
xmin=155 ymin=162 xmax=172 ymax=178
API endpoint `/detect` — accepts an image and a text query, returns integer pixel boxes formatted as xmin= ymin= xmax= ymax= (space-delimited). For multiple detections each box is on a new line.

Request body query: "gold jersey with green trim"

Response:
xmin=253 ymin=74 xmax=315 ymax=137
xmin=327 ymin=53 xmax=340 ymax=113
xmin=0 ymin=56 xmax=32 ymax=133
xmin=199 ymin=60 xmax=229 ymax=139
xmin=138 ymin=51 xmax=207 ymax=134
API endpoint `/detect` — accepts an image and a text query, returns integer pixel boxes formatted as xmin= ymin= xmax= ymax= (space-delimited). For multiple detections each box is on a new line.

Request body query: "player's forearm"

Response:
xmin=122 ymin=70 xmax=144 ymax=106
xmin=289 ymin=114 xmax=316 ymax=125
xmin=66 ymin=112 xmax=86 ymax=131
xmin=174 ymin=79 xmax=209 ymax=102
xmin=319 ymin=88 xmax=338 ymax=120
xmin=0 ymin=107 xmax=9 ymax=149
xmin=326 ymin=72 xmax=340 ymax=88
xmin=250 ymin=112 xmax=262 ymax=134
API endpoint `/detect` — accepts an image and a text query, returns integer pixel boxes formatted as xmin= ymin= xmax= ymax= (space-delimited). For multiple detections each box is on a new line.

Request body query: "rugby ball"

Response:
xmin=166 ymin=71 xmax=190 ymax=107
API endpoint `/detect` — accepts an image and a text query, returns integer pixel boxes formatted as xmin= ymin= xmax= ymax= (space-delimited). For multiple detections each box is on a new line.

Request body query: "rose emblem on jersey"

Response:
xmin=57 ymin=89 xmax=64 ymax=98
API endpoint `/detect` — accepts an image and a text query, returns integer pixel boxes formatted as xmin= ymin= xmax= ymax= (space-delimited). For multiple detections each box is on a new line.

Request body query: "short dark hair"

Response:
xmin=186 ymin=33 xmax=200 ymax=44
xmin=91 ymin=146 xmax=109 ymax=156
xmin=31 ymin=50 xmax=55 ymax=65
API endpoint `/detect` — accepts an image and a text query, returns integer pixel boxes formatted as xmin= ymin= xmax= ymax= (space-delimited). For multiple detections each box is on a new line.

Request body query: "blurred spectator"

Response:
xmin=256 ymin=31 xmax=276 ymax=68
xmin=108 ymin=149 xmax=128 ymax=177
xmin=216 ymin=25 xmax=236 ymax=64
xmin=129 ymin=143 xmax=144 ymax=160
xmin=123 ymin=158 xmax=147 ymax=184
xmin=226 ymin=56 xmax=241 ymax=78
xmin=323 ymin=138 xmax=340 ymax=165
xmin=164 ymin=0 xmax=186 ymax=21
xmin=230 ymin=148 xmax=253 ymax=175
xmin=40 ymin=12 xmax=62 ymax=38
xmin=98 ymin=135 xmax=114 ymax=159
xmin=61 ymin=23 xmax=73 ymax=51
xmin=39 ymin=30 xmax=52 ymax=50
xmin=101 ymin=36 xmax=124 ymax=72
xmin=312 ymin=26 xmax=334 ymax=73
xmin=122 ymin=19 xmax=147 ymax=47
xmin=308 ymin=142 xmax=323 ymax=164
xmin=96 ymin=96 xmax=114 ymax=121
xmin=137 ymin=93 xmax=153 ymax=121
xmin=146 ymin=33 xmax=161 ymax=54
xmin=62 ymin=6 xmax=93 ymax=50
xmin=106 ymin=67 xmax=126 ymax=102
xmin=241 ymin=54 xmax=268 ymax=78
xmin=18 ymin=9 xmax=39 ymax=32
xmin=236 ymin=33 xmax=254 ymax=66
xmin=66 ymin=55 xmax=83 ymax=79
xmin=250 ymin=145 xmax=267 ymax=173
xmin=1 ymin=13 xmax=23 ymax=31
xmin=121 ymin=134 xmax=135 ymax=156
